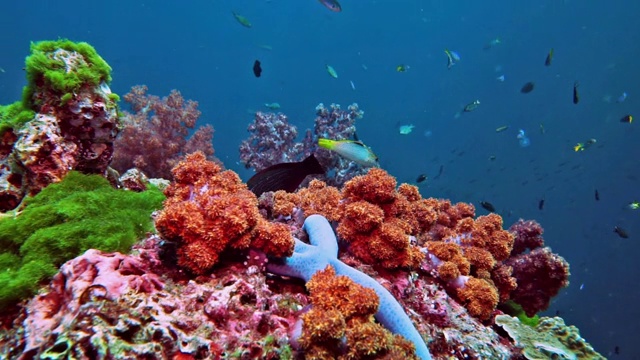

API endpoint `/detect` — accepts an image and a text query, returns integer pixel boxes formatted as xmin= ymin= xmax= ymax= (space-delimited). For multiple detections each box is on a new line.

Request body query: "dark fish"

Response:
xmin=434 ymin=165 xmax=444 ymax=179
xmin=416 ymin=174 xmax=428 ymax=183
xmin=480 ymin=201 xmax=496 ymax=212
xmin=538 ymin=198 xmax=545 ymax=210
xmin=545 ymin=48 xmax=554 ymax=66
xmin=614 ymin=346 xmax=620 ymax=355
xmin=613 ymin=226 xmax=629 ymax=239
xmin=620 ymin=114 xmax=633 ymax=123
xmin=253 ymin=60 xmax=262 ymax=78
xmin=521 ymin=82 xmax=535 ymax=94
xmin=247 ymin=154 xmax=324 ymax=197
xmin=573 ymin=81 xmax=579 ymax=104
xmin=318 ymin=0 xmax=342 ymax=12
xmin=595 ymin=189 xmax=600 ymax=201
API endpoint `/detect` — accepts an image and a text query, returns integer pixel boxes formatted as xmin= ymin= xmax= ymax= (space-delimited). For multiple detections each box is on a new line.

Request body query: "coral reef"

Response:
xmin=495 ymin=315 xmax=605 ymax=359
xmin=239 ymin=103 xmax=367 ymax=188
xmin=154 ymin=151 xmax=294 ymax=274
xmin=239 ymin=111 xmax=308 ymax=172
xmin=0 ymin=40 xmax=120 ymax=210
xmin=337 ymin=169 xmax=432 ymax=269
xmin=0 ymin=171 xmax=164 ymax=310
xmin=0 ymin=239 xmax=301 ymax=359
xmin=298 ymin=265 xmax=418 ymax=359
xmin=505 ymin=219 xmax=571 ymax=317
xmin=111 ymin=85 xmax=216 ymax=179
xmin=267 ymin=214 xmax=432 ymax=360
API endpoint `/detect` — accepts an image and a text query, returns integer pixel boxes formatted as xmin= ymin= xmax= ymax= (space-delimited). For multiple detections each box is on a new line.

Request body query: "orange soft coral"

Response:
xmin=299 ymin=265 xmax=418 ymax=360
xmin=456 ymin=277 xmax=499 ymax=320
xmin=297 ymin=179 xmax=343 ymax=222
xmin=155 ymin=152 xmax=294 ymax=274
xmin=335 ymin=168 xmax=430 ymax=269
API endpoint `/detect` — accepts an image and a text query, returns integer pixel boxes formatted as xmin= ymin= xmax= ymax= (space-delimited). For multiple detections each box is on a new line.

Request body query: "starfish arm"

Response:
xmin=303 ymin=214 xmax=339 ymax=258
xmin=332 ymin=260 xmax=432 ymax=360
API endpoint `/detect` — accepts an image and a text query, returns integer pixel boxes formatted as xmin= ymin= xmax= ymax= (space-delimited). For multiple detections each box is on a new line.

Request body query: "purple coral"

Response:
xmin=239 ymin=111 xmax=309 ymax=171
xmin=111 ymin=85 xmax=216 ymax=179
xmin=239 ymin=103 xmax=366 ymax=188
xmin=505 ymin=219 xmax=570 ymax=317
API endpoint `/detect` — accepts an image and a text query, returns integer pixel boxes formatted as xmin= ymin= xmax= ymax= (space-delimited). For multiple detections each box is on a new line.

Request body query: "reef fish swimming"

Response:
xmin=247 ymin=154 xmax=324 ymax=197
xmin=318 ymin=0 xmax=342 ymax=12
xmin=318 ymin=138 xmax=379 ymax=167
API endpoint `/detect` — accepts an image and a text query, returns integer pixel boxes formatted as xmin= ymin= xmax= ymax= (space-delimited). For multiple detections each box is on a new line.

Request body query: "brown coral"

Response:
xmin=299 ymin=265 xmax=418 ymax=359
xmin=456 ymin=277 xmax=499 ymax=321
xmin=155 ymin=152 xmax=294 ymax=274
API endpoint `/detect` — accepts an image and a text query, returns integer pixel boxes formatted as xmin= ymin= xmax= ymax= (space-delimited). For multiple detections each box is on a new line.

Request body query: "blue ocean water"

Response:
xmin=1 ymin=0 xmax=638 ymax=357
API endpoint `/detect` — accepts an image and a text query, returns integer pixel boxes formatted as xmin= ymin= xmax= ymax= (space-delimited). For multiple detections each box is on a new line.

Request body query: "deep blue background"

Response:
xmin=1 ymin=1 xmax=638 ymax=357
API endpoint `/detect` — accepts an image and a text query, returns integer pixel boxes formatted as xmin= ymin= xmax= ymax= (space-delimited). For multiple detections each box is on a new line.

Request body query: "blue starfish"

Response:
xmin=267 ymin=214 xmax=432 ymax=360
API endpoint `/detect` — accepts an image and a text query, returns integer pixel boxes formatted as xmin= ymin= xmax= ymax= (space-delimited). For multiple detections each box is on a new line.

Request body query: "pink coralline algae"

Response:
xmin=0 ymin=237 xmax=304 ymax=359
xmin=111 ymin=85 xmax=216 ymax=180
xmin=239 ymin=103 xmax=367 ymax=188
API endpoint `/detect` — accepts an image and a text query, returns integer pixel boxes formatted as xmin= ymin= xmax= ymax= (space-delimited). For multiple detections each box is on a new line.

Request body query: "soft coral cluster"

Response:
xmin=111 ymin=85 xmax=215 ymax=179
xmin=239 ymin=103 xmax=367 ymax=188
xmin=154 ymin=151 xmax=294 ymax=274
xmin=298 ymin=265 xmax=418 ymax=359
xmin=505 ymin=219 xmax=570 ymax=317
xmin=268 ymin=168 xmax=525 ymax=320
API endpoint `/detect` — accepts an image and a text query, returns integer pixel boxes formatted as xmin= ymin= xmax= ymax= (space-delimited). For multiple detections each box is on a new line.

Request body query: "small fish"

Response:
xmin=258 ymin=44 xmax=273 ymax=51
xmin=616 ymin=92 xmax=628 ymax=103
xmin=595 ymin=189 xmax=600 ymax=201
xmin=620 ymin=114 xmax=633 ymax=123
xmin=521 ymin=82 xmax=535 ymax=94
xmin=318 ymin=138 xmax=379 ymax=167
xmin=545 ymin=48 xmax=554 ymax=66
xmin=496 ymin=75 xmax=505 ymax=82
xmin=398 ymin=124 xmax=415 ymax=135
xmin=495 ymin=126 xmax=509 ymax=133
xmin=573 ymin=138 xmax=596 ymax=152
xmin=488 ymin=155 xmax=496 ymax=161
xmin=264 ymin=102 xmax=281 ymax=110
xmin=480 ymin=201 xmax=496 ymax=213
xmin=539 ymin=123 xmax=546 ymax=134
xmin=538 ymin=198 xmax=545 ymax=210
xmin=444 ymin=49 xmax=460 ymax=69
xmin=627 ymin=201 xmax=640 ymax=210
xmin=463 ymin=100 xmax=480 ymax=112
xmin=613 ymin=226 xmax=629 ymax=239
xmin=325 ymin=64 xmax=338 ymax=79
xmin=615 ymin=346 xmax=620 ymax=355
xmin=483 ymin=37 xmax=501 ymax=50
xmin=396 ymin=64 xmax=410 ymax=72
xmin=434 ymin=165 xmax=444 ymax=179
xmin=247 ymin=154 xmax=324 ymax=197
xmin=0 ymin=67 xmax=4 ymax=73
xmin=318 ymin=0 xmax=342 ymax=12
xmin=253 ymin=60 xmax=262 ymax=78
xmin=416 ymin=174 xmax=428 ymax=183
xmin=579 ymin=283 xmax=584 ymax=290
xmin=350 ymin=80 xmax=356 ymax=90
xmin=573 ymin=81 xmax=580 ymax=104
xmin=232 ymin=11 xmax=252 ymax=28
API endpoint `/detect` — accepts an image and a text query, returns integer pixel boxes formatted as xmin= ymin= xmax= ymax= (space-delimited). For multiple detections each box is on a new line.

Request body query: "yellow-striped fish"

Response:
xmin=318 ymin=138 xmax=379 ymax=167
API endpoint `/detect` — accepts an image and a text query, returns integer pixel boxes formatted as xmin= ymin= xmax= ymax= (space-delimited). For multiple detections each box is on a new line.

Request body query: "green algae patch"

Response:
xmin=22 ymin=39 xmax=113 ymax=107
xmin=0 ymin=171 xmax=164 ymax=309
xmin=0 ymin=101 xmax=35 ymax=136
